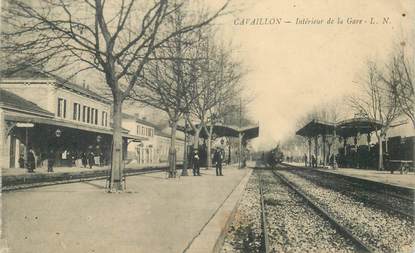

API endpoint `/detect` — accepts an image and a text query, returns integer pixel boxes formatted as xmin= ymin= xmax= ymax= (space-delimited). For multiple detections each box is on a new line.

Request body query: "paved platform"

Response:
xmin=285 ymin=162 xmax=415 ymax=189
xmin=1 ymin=163 xmax=175 ymax=190
xmin=1 ymin=162 xmax=170 ymax=176
xmin=1 ymin=165 xmax=252 ymax=253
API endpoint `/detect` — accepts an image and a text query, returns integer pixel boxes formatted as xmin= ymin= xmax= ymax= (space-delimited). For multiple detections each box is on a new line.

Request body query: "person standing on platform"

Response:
xmin=87 ymin=151 xmax=95 ymax=169
xmin=214 ymin=147 xmax=224 ymax=176
xmin=304 ymin=153 xmax=308 ymax=167
xmin=312 ymin=154 xmax=317 ymax=168
xmin=193 ymin=150 xmax=200 ymax=176
xmin=18 ymin=154 xmax=25 ymax=169
xmin=27 ymin=148 xmax=36 ymax=173
xmin=81 ymin=152 xmax=87 ymax=168
xmin=47 ymin=149 xmax=55 ymax=172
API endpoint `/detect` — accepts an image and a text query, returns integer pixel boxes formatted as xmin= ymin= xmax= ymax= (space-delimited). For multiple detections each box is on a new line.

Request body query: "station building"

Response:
xmin=0 ymin=68 xmax=144 ymax=169
xmin=154 ymin=128 xmax=185 ymax=163
xmin=122 ymin=113 xmax=155 ymax=164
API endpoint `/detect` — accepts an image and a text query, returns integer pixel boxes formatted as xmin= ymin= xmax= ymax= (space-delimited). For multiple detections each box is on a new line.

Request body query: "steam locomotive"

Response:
xmin=263 ymin=145 xmax=284 ymax=167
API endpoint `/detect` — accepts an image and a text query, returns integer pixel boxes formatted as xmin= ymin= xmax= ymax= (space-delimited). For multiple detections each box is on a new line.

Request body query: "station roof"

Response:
xmin=1 ymin=66 xmax=112 ymax=104
xmin=336 ymin=118 xmax=384 ymax=138
xmin=296 ymin=118 xmax=385 ymax=138
xmin=296 ymin=119 xmax=336 ymax=137
xmin=240 ymin=125 xmax=260 ymax=140
xmin=0 ymin=88 xmax=54 ymax=118
xmin=178 ymin=123 xmax=259 ymax=140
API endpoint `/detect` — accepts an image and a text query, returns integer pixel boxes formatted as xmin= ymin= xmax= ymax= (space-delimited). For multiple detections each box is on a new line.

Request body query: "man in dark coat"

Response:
xmin=47 ymin=149 xmax=55 ymax=172
xmin=18 ymin=155 xmax=25 ymax=169
xmin=81 ymin=152 xmax=88 ymax=168
xmin=87 ymin=151 xmax=95 ymax=169
xmin=213 ymin=147 xmax=224 ymax=176
xmin=193 ymin=150 xmax=200 ymax=176
xmin=27 ymin=148 xmax=36 ymax=173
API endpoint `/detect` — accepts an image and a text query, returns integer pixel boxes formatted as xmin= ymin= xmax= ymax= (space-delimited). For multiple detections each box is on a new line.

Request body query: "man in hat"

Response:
xmin=193 ymin=150 xmax=200 ymax=176
xmin=47 ymin=149 xmax=55 ymax=172
xmin=213 ymin=147 xmax=224 ymax=176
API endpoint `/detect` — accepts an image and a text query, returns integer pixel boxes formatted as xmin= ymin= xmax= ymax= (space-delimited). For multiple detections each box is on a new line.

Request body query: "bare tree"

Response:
xmin=1 ymin=0 xmax=230 ymax=190
xmin=186 ymin=39 xmax=244 ymax=169
xmin=350 ymin=62 xmax=400 ymax=170
xmin=129 ymin=7 xmax=207 ymax=177
xmin=381 ymin=48 xmax=414 ymax=128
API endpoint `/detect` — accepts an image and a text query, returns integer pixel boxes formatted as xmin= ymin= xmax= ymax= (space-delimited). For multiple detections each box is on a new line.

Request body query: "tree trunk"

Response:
xmin=322 ymin=135 xmax=326 ymax=167
xmin=193 ymin=127 xmax=201 ymax=150
xmin=110 ymin=100 xmax=124 ymax=191
xmin=206 ymin=125 xmax=214 ymax=169
xmin=169 ymin=122 xmax=177 ymax=178
xmin=327 ymin=143 xmax=331 ymax=165
xmin=308 ymin=138 xmax=312 ymax=167
xmin=181 ymin=119 xmax=189 ymax=176
xmin=376 ymin=133 xmax=383 ymax=170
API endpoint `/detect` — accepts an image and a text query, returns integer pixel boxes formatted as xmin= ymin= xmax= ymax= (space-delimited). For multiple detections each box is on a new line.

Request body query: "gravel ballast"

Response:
xmin=261 ymin=170 xmax=358 ymax=253
xmin=279 ymin=169 xmax=415 ymax=253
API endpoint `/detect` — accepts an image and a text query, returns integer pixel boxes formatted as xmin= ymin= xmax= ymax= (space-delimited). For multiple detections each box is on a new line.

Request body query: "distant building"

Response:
xmin=0 ymin=68 xmax=144 ymax=169
xmin=154 ymin=128 xmax=185 ymax=163
xmin=122 ymin=114 xmax=156 ymax=165
xmin=122 ymin=113 xmax=185 ymax=164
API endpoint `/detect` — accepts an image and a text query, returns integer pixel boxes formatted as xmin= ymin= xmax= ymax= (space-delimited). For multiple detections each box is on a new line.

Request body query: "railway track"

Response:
xmin=258 ymin=174 xmax=270 ymax=253
xmin=282 ymin=163 xmax=414 ymax=202
xmin=280 ymin=165 xmax=415 ymax=220
xmin=272 ymin=167 xmax=414 ymax=252
xmin=268 ymin=170 xmax=374 ymax=253
xmin=223 ymin=166 xmax=413 ymax=252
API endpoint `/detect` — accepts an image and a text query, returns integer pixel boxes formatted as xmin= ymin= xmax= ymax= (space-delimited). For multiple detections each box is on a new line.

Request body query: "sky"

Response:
xmin=210 ymin=0 xmax=415 ymax=150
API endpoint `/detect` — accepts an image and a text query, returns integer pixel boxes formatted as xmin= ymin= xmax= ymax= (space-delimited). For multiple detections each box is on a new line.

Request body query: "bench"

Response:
xmin=387 ymin=160 xmax=414 ymax=174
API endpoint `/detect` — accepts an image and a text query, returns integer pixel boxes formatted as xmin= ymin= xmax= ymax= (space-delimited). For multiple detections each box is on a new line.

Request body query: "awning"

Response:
xmin=4 ymin=111 xmax=147 ymax=141
xmin=296 ymin=118 xmax=384 ymax=138
xmin=336 ymin=118 xmax=384 ymax=138
xmin=296 ymin=119 xmax=336 ymax=137
xmin=240 ymin=125 xmax=259 ymax=140
xmin=178 ymin=123 xmax=259 ymax=140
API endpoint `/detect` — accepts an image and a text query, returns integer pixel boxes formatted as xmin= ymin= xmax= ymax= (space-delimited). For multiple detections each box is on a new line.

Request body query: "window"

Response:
xmin=57 ymin=98 xmax=67 ymax=118
xmin=73 ymin=103 xmax=81 ymax=121
xmin=86 ymin=107 xmax=91 ymax=123
xmin=82 ymin=106 xmax=87 ymax=122
xmin=94 ymin=109 xmax=98 ymax=125
xmin=90 ymin=108 xmax=95 ymax=124
xmin=101 ymin=111 xmax=108 ymax=127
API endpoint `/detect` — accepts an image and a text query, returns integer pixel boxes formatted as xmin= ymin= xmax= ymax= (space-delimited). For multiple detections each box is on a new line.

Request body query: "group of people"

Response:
xmin=304 ymin=154 xmax=318 ymax=168
xmin=18 ymin=148 xmax=37 ymax=173
xmin=192 ymin=147 xmax=224 ymax=176
xmin=17 ymin=148 xmax=107 ymax=173
xmin=304 ymin=153 xmax=338 ymax=168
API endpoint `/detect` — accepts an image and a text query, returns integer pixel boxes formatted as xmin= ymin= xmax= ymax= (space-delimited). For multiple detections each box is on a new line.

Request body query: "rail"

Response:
xmin=271 ymin=170 xmax=375 ymax=253
xmin=258 ymin=174 xmax=270 ymax=253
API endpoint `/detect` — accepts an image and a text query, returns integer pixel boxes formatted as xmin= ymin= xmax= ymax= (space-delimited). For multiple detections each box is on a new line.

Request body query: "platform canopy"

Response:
xmin=239 ymin=125 xmax=260 ymax=140
xmin=296 ymin=119 xmax=336 ymax=137
xmin=336 ymin=118 xmax=384 ymax=138
xmin=296 ymin=118 xmax=384 ymax=138
xmin=178 ymin=123 xmax=259 ymax=140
